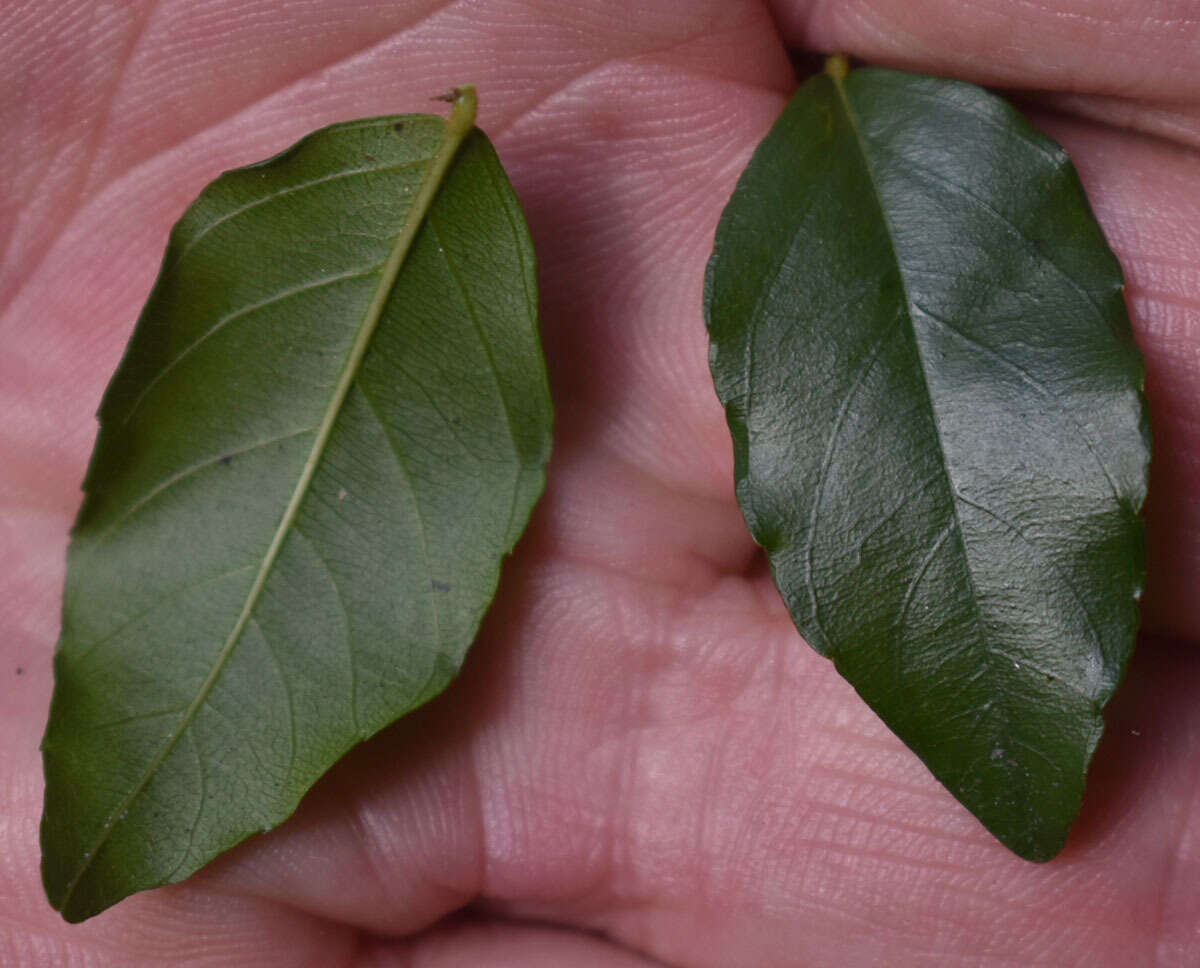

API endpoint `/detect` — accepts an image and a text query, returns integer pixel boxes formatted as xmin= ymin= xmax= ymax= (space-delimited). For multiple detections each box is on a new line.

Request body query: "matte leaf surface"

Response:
xmin=41 ymin=89 xmax=552 ymax=921
xmin=705 ymin=63 xmax=1148 ymax=860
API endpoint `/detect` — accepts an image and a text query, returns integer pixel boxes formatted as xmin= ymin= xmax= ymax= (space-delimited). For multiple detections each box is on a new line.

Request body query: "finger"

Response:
xmin=1024 ymin=92 xmax=1200 ymax=151
xmin=359 ymin=917 xmax=664 ymax=968
xmin=0 ymin=845 xmax=356 ymax=968
xmin=204 ymin=565 xmax=1200 ymax=965
xmin=494 ymin=637 xmax=1200 ymax=967
xmin=768 ymin=0 xmax=1200 ymax=99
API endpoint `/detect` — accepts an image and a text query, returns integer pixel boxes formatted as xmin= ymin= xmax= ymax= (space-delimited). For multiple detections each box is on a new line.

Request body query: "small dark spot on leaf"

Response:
xmin=15 ymin=667 xmax=23 ymax=675
xmin=431 ymin=580 xmax=452 ymax=593
xmin=393 ymin=122 xmax=404 ymax=133
xmin=220 ymin=456 xmax=232 ymax=467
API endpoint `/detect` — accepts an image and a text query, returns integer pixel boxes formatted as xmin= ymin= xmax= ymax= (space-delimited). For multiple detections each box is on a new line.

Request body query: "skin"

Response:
xmin=2 ymin=0 xmax=1199 ymax=964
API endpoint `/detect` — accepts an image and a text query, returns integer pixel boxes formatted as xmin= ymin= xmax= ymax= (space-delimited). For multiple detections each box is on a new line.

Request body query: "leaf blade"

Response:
xmin=42 ymin=91 xmax=552 ymax=920
xmin=706 ymin=66 xmax=1148 ymax=860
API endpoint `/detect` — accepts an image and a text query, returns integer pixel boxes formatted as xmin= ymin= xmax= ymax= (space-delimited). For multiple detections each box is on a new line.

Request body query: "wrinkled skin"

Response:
xmin=3 ymin=1 xmax=1199 ymax=964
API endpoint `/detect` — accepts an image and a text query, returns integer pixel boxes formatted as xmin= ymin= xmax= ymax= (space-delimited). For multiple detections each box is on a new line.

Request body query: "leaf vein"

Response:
xmin=90 ymin=707 xmax=187 ymax=732
xmin=429 ymin=214 xmax=524 ymax=539
xmin=87 ymin=426 xmax=318 ymax=547
xmin=893 ymin=522 xmax=956 ymax=684
xmin=868 ymin=136 xmax=1114 ymax=326
xmin=120 ymin=266 xmax=383 ymax=427
xmin=355 ymin=386 xmax=443 ymax=652
xmin=166 ymin=730 xmax=207 ymax=881
xmin=168 ymin=157 xmax=430 ymax=273
xmin=249 ymin=615 xmax=298 ymax=788
xmin=956 ymin=492 xmax=1106 ymax=706
xmin=856 ymin=469 xmax=944 ymax=551
xmin=913 ymin=300 xmax=1125 ymax=507
xmin=73 ymin=563 xmax=257 ymax=663
xmin=804 ymin=322 xmax=893 ymax=653
xmin=887 ymin=83 xmax=1066 ymax=170
xmin=290 ymin=526 xmax=360 ymax=736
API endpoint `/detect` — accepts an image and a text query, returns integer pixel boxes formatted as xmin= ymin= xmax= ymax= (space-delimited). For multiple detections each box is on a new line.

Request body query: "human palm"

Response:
xmin=4 ymin=1 xmax=1199 ymax=964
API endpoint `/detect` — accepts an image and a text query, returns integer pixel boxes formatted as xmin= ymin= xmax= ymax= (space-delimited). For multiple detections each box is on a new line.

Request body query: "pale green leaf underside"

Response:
xmin=42 ymin=96 xmax=552 ymax=921
xmin=705 ymin=65 xmax=1148 ymax=861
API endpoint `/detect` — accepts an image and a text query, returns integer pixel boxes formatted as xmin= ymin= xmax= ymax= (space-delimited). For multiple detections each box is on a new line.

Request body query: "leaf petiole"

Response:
xmin=824 ymin=53 xmax=849 ymax=82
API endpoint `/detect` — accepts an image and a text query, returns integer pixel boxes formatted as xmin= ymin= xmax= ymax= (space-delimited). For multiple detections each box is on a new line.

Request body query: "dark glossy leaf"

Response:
xmin=41 ymin=88 xmax=552 ymax=921
xmin=705 ymin=61 xmax=1148 ymax=861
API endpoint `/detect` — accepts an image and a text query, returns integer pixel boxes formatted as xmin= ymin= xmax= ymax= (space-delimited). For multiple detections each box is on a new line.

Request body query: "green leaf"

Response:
xmin=41 ymin=87 xmax=553 ymax=921
xmin=705 ymin=60 xmax=1148 ymax=861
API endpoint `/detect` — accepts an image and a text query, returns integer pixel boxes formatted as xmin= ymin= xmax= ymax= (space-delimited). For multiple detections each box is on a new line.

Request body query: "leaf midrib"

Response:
xmin=56 ymin=90 xmax=480 ymax=913
xmin=826 ymin=71 xmax=996 ymax=688
xmin=827 ymin=73 xmax=1108 ymax=720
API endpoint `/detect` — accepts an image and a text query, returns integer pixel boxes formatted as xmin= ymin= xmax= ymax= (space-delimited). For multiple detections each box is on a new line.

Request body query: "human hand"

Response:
xmin=3 ymin=1 xmax=1199 ymax=964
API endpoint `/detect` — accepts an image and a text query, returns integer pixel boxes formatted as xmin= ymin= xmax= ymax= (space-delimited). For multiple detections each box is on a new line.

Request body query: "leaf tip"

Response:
xmin=1002 ymin=827 xmax=1069 ymax=864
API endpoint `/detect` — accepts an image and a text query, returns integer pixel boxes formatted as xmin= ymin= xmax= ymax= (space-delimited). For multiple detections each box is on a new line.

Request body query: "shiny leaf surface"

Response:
xmin=705 ymin=62 xmax=1148 ymax=860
